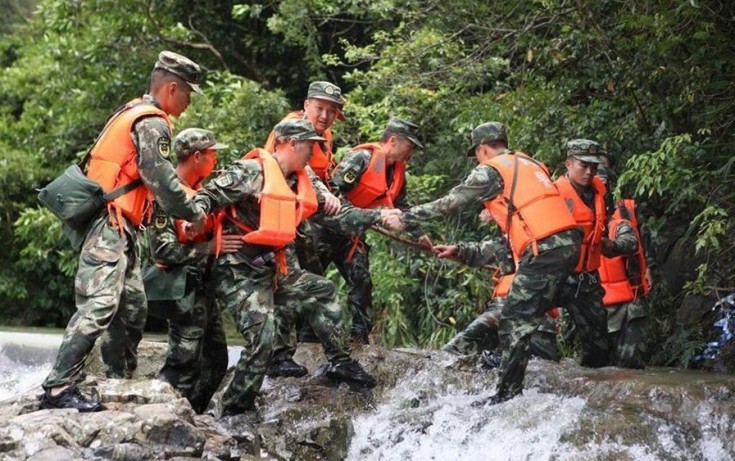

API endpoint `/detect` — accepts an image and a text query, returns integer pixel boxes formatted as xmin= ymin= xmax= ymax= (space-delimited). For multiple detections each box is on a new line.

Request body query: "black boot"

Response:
xmin=266 ymin=358 xmax=308 ymax=378
xmin=39 ymin=384 xmax=103 ymax=412
xmin=326 ymin=359 xmax=377 ymax=388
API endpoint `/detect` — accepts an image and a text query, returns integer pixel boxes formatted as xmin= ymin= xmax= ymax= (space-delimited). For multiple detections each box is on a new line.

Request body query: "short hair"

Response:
xmin=481 ymin=140 xmax=509 ymax=150
xmin=381 ymin=130 xmax=398 ymax=143
xmin=149 ymin=68 xmax=187 ymax=92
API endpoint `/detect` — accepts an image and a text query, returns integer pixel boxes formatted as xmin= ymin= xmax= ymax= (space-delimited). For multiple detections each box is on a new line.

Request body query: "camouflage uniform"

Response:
xmin=403 ymin=127 xmax=614 ymax=400
xmin=605 ymin=200 xmax=655 ymax=369
xmin=143 ymin=128 xmax=229 ymax=413
xmin=43 ymin=57 xmax=206 ymax=390
xmin=442 ymin=239 xmax=560 ymax=361
xmin=322 ymin=119 xmax=424 ymax=340
xmin=193 ymin=124 xmax=380 ymax=414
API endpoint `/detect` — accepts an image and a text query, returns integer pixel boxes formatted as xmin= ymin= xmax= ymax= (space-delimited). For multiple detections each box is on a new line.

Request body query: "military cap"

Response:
xmin=467 ymin=122 xmax=508 ymax=156
xmin=307 ymin=81 xmax=347 ymax=121
xmin=174 ymin=128 xmax=228 ymax=159
xmin=385 ymin=118 xmax=423 ymax=148
xmin=154 ymin=51 xmax=203 ymax=95
xmin=273 ymin=118 xmax=327 ymax=143
xmin=566 ymin=139 xmax=603 ymax=163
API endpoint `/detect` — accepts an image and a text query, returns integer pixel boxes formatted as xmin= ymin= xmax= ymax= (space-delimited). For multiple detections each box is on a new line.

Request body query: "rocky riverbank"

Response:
xmin=1 ymin=342 xmax=735 ymax=460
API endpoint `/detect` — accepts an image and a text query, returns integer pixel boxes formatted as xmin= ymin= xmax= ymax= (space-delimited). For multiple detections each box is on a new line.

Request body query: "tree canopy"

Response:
xmin=1 ymin=0 xmax=733 ymax=365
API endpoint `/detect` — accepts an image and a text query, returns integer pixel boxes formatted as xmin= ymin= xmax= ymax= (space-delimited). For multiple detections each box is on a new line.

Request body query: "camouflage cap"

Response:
xmin=566 ymin=139 xmax=603 ymax=163
xmin=154 ymin=51 xmax=203 ymax=95
xmin=174 ymin=128 xmax=228 ymax=159
xmin=596 ymin=164 xmax=617 ymax=185
xmin=467 ymin=122 xmax=508 ymax=156
xmin=307 ymin=81 xmax=347 ymax=121
xmin=385 ymin=118 xmax=423 ymax=148
xmin=273 ymin=118 xmax=327 ymax=143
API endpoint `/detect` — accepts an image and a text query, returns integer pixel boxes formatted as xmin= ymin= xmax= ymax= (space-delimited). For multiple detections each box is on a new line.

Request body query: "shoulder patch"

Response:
xmin=214 ymin=173 xmax=234 ymax=188
xmin=154 ymin=215 xmax=169 ymax=229
xmin=157 ymin=137 xmax=171 ymax=158
xmin=343 ymin=170 xmax=357 ymax=184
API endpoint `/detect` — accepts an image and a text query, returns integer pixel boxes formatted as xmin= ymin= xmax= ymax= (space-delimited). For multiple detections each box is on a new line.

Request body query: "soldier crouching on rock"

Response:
xmin=191 ymin=118 xmax=401 ymax=416
xmin=144 ymin=128 xmax=236 ymax=413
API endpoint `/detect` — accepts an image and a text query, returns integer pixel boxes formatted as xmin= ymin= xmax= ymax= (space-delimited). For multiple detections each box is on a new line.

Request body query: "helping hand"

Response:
xmin=417 ymin=234 xmax=433 ymax=249
xmin=381 ymin=209 xmax=405 ymax=231
xmin=322 ymin=191 xmax=342 ymax=216
xmin=210 ymin=234 xmax=244 ymax=255
xmin=432 ymin=244 xmax=458 ymax=259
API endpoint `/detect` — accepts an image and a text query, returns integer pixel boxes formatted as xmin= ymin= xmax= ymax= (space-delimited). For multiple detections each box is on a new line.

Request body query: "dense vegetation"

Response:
xmin=1 ymin=0 xmax=733 ymax=367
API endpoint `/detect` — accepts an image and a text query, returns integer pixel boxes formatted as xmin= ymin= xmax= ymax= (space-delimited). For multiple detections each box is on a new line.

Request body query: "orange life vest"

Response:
xmin=174 ymin=183 xmax=215 ymax=244
xmin=343 ymin=142 xmax=406 ymax=209
xmin=599 ymin=200 xmax=650 ymax=306
xmin=492 ymin=272 xmax=560 ymax=318
xmin=264 ymin=111 xmax=334 ymax=182
xmin=483 ymin=152 xmax=578 ymax=260
xmin=86 ymin=98 xmax=172 ymax=227
xmin=218 ymin=148 xmax=319 ymax=249
xmin=554 ymin=175 xmax=607 ymax=273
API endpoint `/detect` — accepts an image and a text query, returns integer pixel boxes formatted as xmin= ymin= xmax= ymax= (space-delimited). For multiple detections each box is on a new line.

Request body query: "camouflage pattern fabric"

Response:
xmin=44 ymin=214 xmax=145 ymax=387
xmin=193 ymin=157 xmax=379 ymax=414
xmin=442 ymin=239 xmax=558 ymax=361
xmin=401 ymin=159 xmax=600 ymax=399
xmin=145 ymin=202 xmax=227 ymax=413
xmin=43 ymin=108 xmax=203 ymax=390
xmin=443 ymin=298 xmax=560 ymax=361
xmin=607 ymin=298 xmax=648 ymax=369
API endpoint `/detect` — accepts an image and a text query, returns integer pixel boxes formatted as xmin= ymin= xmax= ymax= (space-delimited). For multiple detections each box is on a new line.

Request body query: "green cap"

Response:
xmin=307 ymin=81 xmax=346 ymax=121
xmin=154 ymin=51 xmax=203 ymax=95
xmin=385 ymin=118 xmax=423 ymax=148
xmin=273 ymin=118 xmax=327 ymax=143
xmin=174 ymin=128 xmax=228 ymax=159
xmin=467 ymin=122 xmax=508 ymax=156
xmin=566 ymin=139 xmax=603 ymax=163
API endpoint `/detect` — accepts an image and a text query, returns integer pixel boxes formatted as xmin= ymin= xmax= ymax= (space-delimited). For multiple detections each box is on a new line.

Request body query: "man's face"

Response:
xmin=391 ymin=136 xmax=416 ymax=162
xmin=303 ymin=98 xmax=339 ymax=134
xmin=566 ymin=157 xmax=598 ymax=187
xmin=195 ymin=148 xmax=218 ymax=178
xmin=293 ymin=140 xmax=315 ymax=170
xmin=167 ymin=81 xmax=193 ymax=117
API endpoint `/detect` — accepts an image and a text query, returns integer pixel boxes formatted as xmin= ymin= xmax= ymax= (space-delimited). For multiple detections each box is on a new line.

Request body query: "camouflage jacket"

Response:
xmin=404 ymin=162 xmax=579 ymax=253
xmin=146 ymin=201 xmax=211 ymax=271
xmin=455 ymin=238 xmax=515 ymax=274
xmin=194 ymin=159 xmax=381 ymax=266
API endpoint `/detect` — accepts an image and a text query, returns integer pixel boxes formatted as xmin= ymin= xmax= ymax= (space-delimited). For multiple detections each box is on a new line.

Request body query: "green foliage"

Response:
xmin=3 ymin=0 xmax=735 ymax=369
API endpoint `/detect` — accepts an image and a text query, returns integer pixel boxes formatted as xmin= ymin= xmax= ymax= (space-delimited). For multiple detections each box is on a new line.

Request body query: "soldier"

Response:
xmin=437 ymin=223 xmax=560 ymax=363
xmin=552 ymin=140 xmax=639 ymax=370
xmin=263 ymin=81 xmax=345 ymax=376
xmin=385 ymin=122 xmax=594 ymax=404
xmin=192 ymin=119 xmax=397 ymax=416
xmin=144 ymin=128 xmax=235 ymax=413
xmin=40 ymin=51 xmax=208 ymax=412
xmin=322 ymin=118 xmax=430 ymax=344
xmin=597 ymin=165 xmax=653 ymax=369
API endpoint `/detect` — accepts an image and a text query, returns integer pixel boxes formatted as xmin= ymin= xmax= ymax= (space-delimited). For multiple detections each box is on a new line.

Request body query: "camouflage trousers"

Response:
xmin=158 ymin=279 xmax=228 ymax=414
xmin=496 ymin=245 xmax=610 ymax=398
xmin=606 ymin=298 xmax=648 ymax=369
xmin=213 ymin=251 xmax=351 ymax=414
xmin=443 ymin=298 xmax=560 ymax=362
xmin=315 ymin=229 xmax=373 ymax=335
xmin=44 ymin=215 xmax=146 ymax=389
